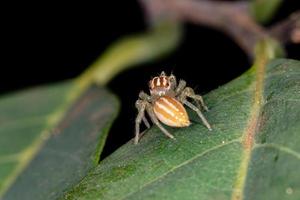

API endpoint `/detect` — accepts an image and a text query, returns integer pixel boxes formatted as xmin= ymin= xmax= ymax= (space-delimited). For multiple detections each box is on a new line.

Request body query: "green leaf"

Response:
xmin=251 ymin=0 xmax=283 ymax=24
xmin=61 ymin=58 xmax=300 ymax=200
xmin=0 ymin=83 xmax=119 ymax=200
xmin=0 ymin=81 xmax=74 ymax=194
xmin=0 ymin=21 xmax=181 ymax=199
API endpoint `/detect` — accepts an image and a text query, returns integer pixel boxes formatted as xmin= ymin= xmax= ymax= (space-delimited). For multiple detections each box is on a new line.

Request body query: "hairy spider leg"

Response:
xmin=135 ymin=100 xmax=147 ymax=144
xmin=146 ymin=105 xmax=175 ymax=140
xmin=183 ymin=100 xmax=212 ymax=131
xmin=175 ymin=80 xmax=187 ymax=95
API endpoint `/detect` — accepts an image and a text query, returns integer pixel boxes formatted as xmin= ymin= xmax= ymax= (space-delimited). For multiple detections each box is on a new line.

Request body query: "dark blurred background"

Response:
xmin=1 ymin=0 xmax=299 ymax=159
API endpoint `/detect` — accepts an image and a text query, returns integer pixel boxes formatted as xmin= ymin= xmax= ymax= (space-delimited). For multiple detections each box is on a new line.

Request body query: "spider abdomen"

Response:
xmin=153 ymin=96 xmax=190 ymax=127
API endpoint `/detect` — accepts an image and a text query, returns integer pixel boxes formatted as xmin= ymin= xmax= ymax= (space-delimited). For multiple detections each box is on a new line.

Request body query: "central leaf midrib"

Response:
xmin=231 ymin=49 xmax=268 ymax=200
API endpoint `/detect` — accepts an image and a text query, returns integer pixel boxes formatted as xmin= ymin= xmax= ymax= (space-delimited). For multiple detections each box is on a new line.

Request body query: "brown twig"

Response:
xmin=139 ymin=0 xmax=300 ymax=58
xmin=270 ymin=11 xmax=300 ymax=44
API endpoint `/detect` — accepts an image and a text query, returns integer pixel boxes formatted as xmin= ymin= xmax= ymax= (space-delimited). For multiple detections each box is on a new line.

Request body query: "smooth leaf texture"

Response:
xmin=61 ymin=59 xmax=300 ymax=200
xmin=0 ymin=83 xmax=119 ymax=200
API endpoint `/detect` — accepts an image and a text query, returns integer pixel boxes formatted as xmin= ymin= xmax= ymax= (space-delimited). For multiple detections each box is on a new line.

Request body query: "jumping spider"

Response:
xmin=134 ymin=71 xmax=212 ymax=144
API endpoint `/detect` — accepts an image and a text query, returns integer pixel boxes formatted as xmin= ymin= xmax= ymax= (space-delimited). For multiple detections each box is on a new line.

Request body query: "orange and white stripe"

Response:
xmin=153 ymin=96 xmax=190 ymax=127
xmin=149 ymin=76 xmax=170 ymax=90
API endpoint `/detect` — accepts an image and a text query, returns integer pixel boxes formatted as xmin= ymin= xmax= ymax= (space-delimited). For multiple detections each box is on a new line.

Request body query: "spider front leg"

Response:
xmin=138 ymin=91 xmax=151 ymax=128
xmin=139 ymin=91 xmax=151 ymax=102
xmin=146 ymin=106 xmax=175 ymax=140
xmin=175 ymin=79 xmax=186 ymax=96
xmin=135 ymin=97 xmax=150 ymax=144
xmin=178 ymin=87 xmax=212 ymax=131
xmin=142 ymin=116 xmax=150 ymax=128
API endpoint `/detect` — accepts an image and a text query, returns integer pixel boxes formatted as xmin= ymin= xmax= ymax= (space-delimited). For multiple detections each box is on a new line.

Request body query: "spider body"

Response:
xmin=134 ymin=71 xmax=212 ymax=144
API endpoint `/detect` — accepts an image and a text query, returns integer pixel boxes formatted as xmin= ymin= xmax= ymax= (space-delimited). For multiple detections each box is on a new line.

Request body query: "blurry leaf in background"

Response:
xmin=0 ymin=82 xmax=119 ymax=200
xmin=61 ymin=57 xmax=300 ymax=200
xmin=77 ymin=22 xmax=182 ymax=88
xmin=251 ymin=0 xmax=283 ymax=24
xmin=0 ymin=82 xmax=73 ymax=192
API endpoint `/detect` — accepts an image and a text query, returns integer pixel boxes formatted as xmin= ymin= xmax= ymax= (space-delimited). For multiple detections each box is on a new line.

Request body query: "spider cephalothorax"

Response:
xmin=134 ymin=71 xmax=212 ymax=144
xmin=149 ymin=72 xmax=173 ymax=96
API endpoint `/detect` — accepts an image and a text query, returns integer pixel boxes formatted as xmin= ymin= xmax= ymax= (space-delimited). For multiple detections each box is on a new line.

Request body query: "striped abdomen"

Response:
xmin=153 ymin=96 xmax=190 ymax=127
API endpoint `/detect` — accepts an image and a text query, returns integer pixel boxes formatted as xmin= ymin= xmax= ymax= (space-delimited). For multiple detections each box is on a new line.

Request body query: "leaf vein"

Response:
xmin=122 ymin=138 xmax=241 ymax=200
xmin=254 ymin=143 xmax=300 ymax=160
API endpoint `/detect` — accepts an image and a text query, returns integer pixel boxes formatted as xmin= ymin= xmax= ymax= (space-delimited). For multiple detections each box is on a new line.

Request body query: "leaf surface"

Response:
xmin=61 ymin=59 xmax=300 ymax=200
xmin=0 ymin=83 xmax=119 ymax=200
xmin=0 ymin=82 xmax=73 ymax=194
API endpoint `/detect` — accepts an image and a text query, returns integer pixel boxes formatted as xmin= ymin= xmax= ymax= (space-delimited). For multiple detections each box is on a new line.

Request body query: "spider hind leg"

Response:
xmin=178 ymin=87 xmax=212 ymax=130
